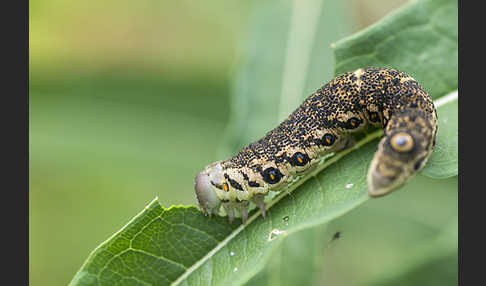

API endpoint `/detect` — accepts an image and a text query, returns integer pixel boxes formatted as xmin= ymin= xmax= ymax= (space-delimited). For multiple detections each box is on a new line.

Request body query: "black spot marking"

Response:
xmin=241 ymin=172 xmax=249 ymax=181
xmin=229 ymin=179 xmax=243 ymax=191
xmin=369 ymin=111 xmax=380 ymax=123
xmin=225 ymin=174 xmax=244 ymax=191
xmin=248 ymin=181 xmax=260 ymax=187
xmin=262 ymin=167 xmax=283 ymax=184
xmin=288 ymin=152 xmax=310 ymax=166
xmin=322 ymin=133 xmax=336 ymax=146
xmin=414 ymin=156 xmax=426 ymax=170
xmin=345 ymin=117 xmax=361 ymax=129
xmin=223 ymin=182 xmax=230 ymax=192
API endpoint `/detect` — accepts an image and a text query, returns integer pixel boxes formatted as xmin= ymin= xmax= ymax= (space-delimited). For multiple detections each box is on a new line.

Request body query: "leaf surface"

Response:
xmin=421 ymin=93 xmax=458 ymax=178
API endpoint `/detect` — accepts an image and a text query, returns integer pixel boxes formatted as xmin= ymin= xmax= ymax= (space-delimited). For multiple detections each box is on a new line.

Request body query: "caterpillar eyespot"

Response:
xmin=322 ymin=133 xmax=336 ymax=146
xmin=194 ymin=67 xmax=438 ymax=224
xmin=390 ymin=132 xmax=414 ymax=152
xmin=262 ymin=167 xmax=283 ymax=184
xmin=289 ymin=152 xmax=310 ymax=167
xmin=345 ymin=117 xmax=361 ymax=129
xmin=223 ymin=182 xmax=229 ymax=192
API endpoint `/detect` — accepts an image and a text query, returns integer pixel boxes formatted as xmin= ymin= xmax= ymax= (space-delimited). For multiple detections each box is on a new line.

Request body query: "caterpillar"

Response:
xmin=194 ymin=67 xmax=437 ymax=224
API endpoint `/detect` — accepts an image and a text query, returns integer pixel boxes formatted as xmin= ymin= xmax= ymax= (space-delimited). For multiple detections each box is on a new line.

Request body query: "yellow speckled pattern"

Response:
xmin=195 ymin=67 xmax=437 ymax=223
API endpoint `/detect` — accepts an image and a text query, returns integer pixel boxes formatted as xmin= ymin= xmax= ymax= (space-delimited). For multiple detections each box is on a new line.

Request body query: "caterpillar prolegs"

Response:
xmin=195 ymin=67 xmax=437 ymax=223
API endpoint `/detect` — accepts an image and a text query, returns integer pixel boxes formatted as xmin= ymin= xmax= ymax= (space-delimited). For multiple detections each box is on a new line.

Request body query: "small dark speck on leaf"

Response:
xmin=332 ymin=231 xmax=341 ymax=241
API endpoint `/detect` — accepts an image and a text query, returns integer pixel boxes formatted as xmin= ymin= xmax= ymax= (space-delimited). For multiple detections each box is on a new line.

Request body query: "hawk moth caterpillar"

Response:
xmin=195 ymin=67 xmax=437 ymax=224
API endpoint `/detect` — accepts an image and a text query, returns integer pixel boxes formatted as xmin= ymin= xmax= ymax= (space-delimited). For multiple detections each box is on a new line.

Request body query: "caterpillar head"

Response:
xmin=194 ymin=162 xmax=224 ymax=215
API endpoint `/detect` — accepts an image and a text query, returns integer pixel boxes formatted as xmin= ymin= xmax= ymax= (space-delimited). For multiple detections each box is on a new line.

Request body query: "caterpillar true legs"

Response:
xmin=195 ymin=68 xmax=437 ymax=223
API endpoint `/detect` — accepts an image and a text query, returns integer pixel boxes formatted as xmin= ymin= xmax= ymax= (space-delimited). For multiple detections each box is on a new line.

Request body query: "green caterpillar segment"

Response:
xmin=195 ymin=67 xmax=437 ymax=224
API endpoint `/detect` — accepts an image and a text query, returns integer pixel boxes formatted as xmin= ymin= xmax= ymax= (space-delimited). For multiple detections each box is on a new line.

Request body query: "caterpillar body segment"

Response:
xmin=195 ymin=67 xmax=437 ymax=223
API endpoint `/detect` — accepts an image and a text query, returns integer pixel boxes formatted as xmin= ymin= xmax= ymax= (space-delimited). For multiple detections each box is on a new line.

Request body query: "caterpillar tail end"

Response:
xmin=366 ymin=142 xmax=413 ymax=198
xmin=366 ymin=127 xmax=434 ymax=197
xmin=367 ymin=161 xmax=398 ymax=197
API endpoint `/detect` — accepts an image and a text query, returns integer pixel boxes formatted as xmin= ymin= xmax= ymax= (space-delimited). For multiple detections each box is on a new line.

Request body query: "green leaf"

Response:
xmin=69 ymin=201 xmax=240 ymax=286
xmin=244 ymin=224 xmax=330 ymax=286
xmin=318 ymin=175 xmax=457 ymax=286
xmin=421 ymin=92 xmax=458 ymax=178
xmin=70 ymin=0 xmax=458 ymax=285
xmin=364 ymin=216 xmax=458 ymax=286
xmin=250 ymin=175 xmax=458 ymax=286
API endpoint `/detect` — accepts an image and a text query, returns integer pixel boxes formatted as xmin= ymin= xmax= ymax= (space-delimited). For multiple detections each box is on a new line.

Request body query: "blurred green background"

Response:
xmin=30 ymin=0 xmax=455 ymax=285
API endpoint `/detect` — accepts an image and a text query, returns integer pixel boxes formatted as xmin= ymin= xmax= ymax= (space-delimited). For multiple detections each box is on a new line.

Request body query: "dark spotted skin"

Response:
xmin=196 ymin=67 xmax=437 ymax=221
